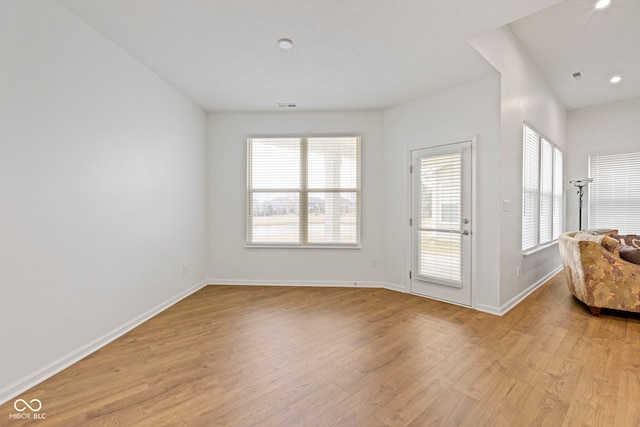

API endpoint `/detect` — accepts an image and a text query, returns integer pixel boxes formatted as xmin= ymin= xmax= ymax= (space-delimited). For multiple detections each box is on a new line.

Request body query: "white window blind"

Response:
xmin=553 ymin=149 xmax=563 ymax=240
xmin=247 ymin=136 xmax=361 ymax=247
xmin=522 ymin=125 xmax=540 ymax=251
xmin=415 ymin=152 xmax=462 ymax=285
xmin=589 ymin=151 xmax=640 ymax=234
xmin=521 ymin=124 xmax=563 ymax=252
xmin=539 ymin=138 xmax=554 ymax=244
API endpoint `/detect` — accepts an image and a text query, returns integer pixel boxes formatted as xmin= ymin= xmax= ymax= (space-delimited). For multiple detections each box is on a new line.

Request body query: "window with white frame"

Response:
xmin=589 ymin=151 xmax=640 ymax=234
xmin=522 ymin=124 xmax=563 ymax=252
xmin=247 ymin=136 xmax=360 ymax=247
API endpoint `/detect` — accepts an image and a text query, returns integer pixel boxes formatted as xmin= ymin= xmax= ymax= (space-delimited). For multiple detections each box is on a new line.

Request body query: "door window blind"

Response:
xmin=589 ymin=151 xmax=640 ymax=234
xmin=415 ymin=151 xmax=463 ymax=285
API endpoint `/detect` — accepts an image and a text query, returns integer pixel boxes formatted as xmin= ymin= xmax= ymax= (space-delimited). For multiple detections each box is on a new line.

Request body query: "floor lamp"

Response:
xmin=570 ymin=179 xmax=593 ymax=231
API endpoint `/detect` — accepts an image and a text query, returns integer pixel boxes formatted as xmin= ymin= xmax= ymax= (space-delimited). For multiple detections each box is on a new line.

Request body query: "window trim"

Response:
xmin=521 ymin=123 xmax=563 ymax=253
xmin=246 ymin=135 xmax=361 ymax=249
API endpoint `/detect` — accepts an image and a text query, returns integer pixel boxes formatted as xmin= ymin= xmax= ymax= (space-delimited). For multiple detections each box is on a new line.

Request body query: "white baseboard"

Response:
xmin=475 ymin=266 xmax=563 ymax=316
xmin=474 ymin=303 xmax=503 ymax=316
xmin=207 ymin=279 xmax=388 ymax=289
xmin=382 ymin=282 xmax=408 ymax=293
xmin=0 ymin=280 xmax=208 ymax=407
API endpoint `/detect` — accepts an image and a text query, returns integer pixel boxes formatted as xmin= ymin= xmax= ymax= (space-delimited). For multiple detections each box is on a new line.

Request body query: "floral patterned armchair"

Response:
xmin=558 ymin=231 xmax=640 ymax=316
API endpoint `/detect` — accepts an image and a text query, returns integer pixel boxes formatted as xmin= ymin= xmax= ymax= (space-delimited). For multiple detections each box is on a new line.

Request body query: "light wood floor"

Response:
xmin=3 ymin=273 xmax=640 ymax=426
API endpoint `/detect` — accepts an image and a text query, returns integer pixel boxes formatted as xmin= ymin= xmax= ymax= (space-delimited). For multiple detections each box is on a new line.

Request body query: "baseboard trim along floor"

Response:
xmin=0 ymin=280 xmax=208 ymax=406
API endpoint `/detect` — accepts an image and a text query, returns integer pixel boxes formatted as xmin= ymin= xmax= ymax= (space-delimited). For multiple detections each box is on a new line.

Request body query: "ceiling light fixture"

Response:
xmin=277 ymin=38 xmax=294 ymax=49
xmin=610 ymin=75 xmax=622 ymax=84
xmin=595 ymin=0 xmax=611 ymax=9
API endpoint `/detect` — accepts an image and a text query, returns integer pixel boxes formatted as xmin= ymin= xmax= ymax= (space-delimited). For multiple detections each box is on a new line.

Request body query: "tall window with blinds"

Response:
xmin=589 ymin=151 xmax=640 ymax=234
xmin=521 ymin=124 xmax=563 ymax=252
xmin=247 ymin=136 xmax=361 ymax=247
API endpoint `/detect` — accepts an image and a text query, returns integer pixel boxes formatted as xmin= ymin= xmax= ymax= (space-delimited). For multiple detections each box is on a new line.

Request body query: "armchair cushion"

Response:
xmin=611 ymin=234 xmax=640 ymax=249
xmin=619 ymin=245 xmax=640 ymax=265
xmin=574 ymin=232 xmax=620 ymax=256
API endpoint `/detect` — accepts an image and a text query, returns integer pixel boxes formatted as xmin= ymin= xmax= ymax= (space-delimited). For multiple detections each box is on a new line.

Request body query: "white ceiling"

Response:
xmin=509 ymin=0 xmax=640 ymax=110
xmin=56 ymin=0 xmax=637 ymax=113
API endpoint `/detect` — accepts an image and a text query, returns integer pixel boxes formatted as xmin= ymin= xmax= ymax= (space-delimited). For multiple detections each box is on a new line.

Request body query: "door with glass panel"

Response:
xmin=411 ymin=142 xmax=472 ymax=306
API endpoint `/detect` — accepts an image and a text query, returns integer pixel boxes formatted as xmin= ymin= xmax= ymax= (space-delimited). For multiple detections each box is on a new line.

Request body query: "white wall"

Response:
xmin=566 ymin=97 xmax=640 ymax=231
xmin=383 ymin=75 xmax=502 ymax=310
xmin=207 ymin=111 xmax=385 ymax=286
xmin=469 ymin=27 xmax=567 ymax=308
xmin=0 ymin=0 xmax=208 ymax=402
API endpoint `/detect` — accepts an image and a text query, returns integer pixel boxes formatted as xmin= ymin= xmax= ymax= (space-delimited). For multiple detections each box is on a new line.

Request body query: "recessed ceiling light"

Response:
xmin=595 ymin=0 xmax=611 ymax=9
xmin=277 ymin=38 xmax=294 ymax=49
xmin=610 ymin=75 xmax=622 ymax=84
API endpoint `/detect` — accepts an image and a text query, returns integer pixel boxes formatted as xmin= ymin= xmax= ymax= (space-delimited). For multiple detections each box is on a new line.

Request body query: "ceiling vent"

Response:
xmin=277 ymin=103 xmax=297 ymax=108
xmin=572 ymin=71 xmax=584 ymax=80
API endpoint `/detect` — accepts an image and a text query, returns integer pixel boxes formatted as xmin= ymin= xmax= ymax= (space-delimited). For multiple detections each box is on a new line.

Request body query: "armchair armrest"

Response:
xmin=578 ymin=240 xmax=640 ymax=311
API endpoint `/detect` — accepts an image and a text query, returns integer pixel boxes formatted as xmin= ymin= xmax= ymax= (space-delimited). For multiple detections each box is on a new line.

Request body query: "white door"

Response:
xmin=410 ymin=141 xmax=472 ymax=306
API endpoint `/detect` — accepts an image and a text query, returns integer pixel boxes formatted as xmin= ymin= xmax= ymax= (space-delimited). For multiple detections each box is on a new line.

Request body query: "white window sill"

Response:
xmin=246 ymin=244 xmax=361 ymax=250
xmin=521 ymin=240 xmax=558 ymax=257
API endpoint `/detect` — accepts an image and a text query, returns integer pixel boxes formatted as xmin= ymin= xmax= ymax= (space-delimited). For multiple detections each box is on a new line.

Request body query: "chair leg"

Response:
xmin=589 ymin=306 xmax=601 ymax=316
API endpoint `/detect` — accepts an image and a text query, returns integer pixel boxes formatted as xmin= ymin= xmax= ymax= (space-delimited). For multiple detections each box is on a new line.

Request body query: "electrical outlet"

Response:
xmin=516 ymin=267 xmax=521 ymax=278
xmin=182 ymin=264 xmax=188 ymax=275
xmin=371 ymin=258 xmax=377 ymax=268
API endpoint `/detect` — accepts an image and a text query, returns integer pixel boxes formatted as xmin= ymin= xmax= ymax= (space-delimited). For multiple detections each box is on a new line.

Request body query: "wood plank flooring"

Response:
xmin=2 ymin=272 xmax=640 ymax=426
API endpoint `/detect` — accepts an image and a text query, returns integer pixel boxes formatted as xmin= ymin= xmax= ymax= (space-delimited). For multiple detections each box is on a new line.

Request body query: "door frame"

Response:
xmin=405 ymin=137 xmax=477 ymax=308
